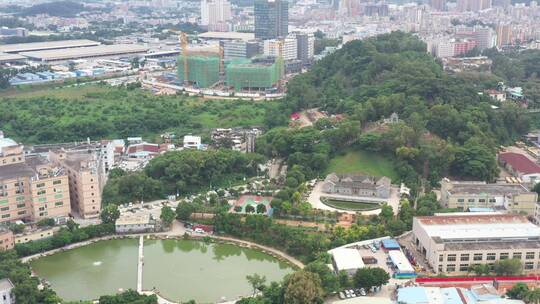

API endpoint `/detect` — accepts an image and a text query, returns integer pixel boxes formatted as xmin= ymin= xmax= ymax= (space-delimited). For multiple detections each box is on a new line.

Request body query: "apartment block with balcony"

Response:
xmin=49 ymin=149 xmax=102 ymax=219
xmin=0 ymin=132 xmax=70 ymax=224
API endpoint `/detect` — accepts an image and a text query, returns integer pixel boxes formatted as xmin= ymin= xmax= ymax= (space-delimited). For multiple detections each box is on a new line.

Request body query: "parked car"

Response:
xmin=359 ymin=288 xmax=367 ymax=296
xmin=339 ymin=292 xmax=346 ymax=299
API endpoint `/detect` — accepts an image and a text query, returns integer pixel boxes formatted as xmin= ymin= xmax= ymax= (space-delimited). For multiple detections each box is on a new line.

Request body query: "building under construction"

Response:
xmin=177 ymin=54 xmax=220 ymax=88
xmin=225 ymin=57 xmax=283 ymax=92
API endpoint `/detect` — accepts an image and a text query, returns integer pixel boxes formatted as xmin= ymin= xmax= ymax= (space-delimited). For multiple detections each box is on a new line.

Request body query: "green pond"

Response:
xmin=30 ymin=238 xmax=294 ymax=303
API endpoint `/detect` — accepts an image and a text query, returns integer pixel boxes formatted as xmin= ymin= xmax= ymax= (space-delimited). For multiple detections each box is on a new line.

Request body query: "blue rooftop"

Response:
xmin=397 ymin=287 xmax=429 ymax=303
xmin=382 ymin=238 xmax=400 ymax=249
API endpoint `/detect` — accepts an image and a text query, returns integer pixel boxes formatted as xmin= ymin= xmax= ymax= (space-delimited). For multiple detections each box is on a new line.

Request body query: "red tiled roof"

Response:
xmin=499 ymin=152 xmax=540 ymax=175
xmin=126 ymin=143 xmax=159 ymax=154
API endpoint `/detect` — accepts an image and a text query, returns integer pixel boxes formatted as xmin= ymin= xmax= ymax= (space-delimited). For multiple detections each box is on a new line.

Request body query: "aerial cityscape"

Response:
xmin=0 ymin=0 xmax=539 ymax=303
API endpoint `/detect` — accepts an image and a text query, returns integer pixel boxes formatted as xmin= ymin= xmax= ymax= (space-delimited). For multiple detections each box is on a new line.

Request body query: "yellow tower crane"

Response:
xmin=170 ymin=30 xmax=190 ymax=85
xmin=277 ymin=39 xmax=284 ymax=92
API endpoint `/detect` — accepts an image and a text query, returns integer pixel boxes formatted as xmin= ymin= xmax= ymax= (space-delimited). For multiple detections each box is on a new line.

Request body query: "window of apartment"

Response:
xmin=459 ymin=264 xmax=469 ymax=272
xmin=17 ymin=210 xmax=25 ymax=215
xmin=478 ymin=199 xmax=486 ymax=203
xmin=457 ymin=199 xmax=465 ymax=203
xmin=38 ymin=197 xmax=46 ymax=202
xmin=55 ymin=194 xmax=63 ymax=199
xmin=446 ymin=264 xmax=456 ymax=272
xmin=473 ymin=253 xmax=483 ymax=261
xmin=468 ymin=198 xmax=475 ymax=203
xmin=17 ymin=203 xmax=25 ymax=208
xmin=460 ymin=254 xmax=470 ymax=261
xmin=38 ymin=207 xmax=45 ymax=212
xmin=439 ymin=255 xmax=443 ymax=262
xmin=487 ymin=263 xmax=495 ymax=271
xmin=438 ymin=265 xmax=443 ymax=272
xmin=489 ymin=199 xmax=496 ymax=203
xmin=37 ymin=190 xmax=46 ymax=196
xmin=447 ymin=254 xmax=457 ymax=262
xmin=16 ymin=196 xmax=24 ymax=201
xmin=0 ymin=206 xmax=8 ymax=211
xmin=526 ymin=252 xmax=535 ymax=259
xmin=1 ymin=214 xmax=9 ymax=219
xmin=55 ymin=201 xmax=63 ymax=207
xmin=39 ymin=212 xmax=47 ymax=217
xmin=53 ymin=180 xmax=61 ymax=185
xmin=513 ymin=253 xmax=523 ymax=260
xmin=525 ymin=262 xmax=535 ymax=270
xmin=36 ymin=183 xmax=45 ymax=188
xmin=15 ymin=182 xmax=23 ymax=187
xmin=0 ymin=192 xmax=6 ymax=197
xmin=500 ymin=253 xmax=509 ymax=260
xmin=486 ymin=253 xmax=496 ymax=261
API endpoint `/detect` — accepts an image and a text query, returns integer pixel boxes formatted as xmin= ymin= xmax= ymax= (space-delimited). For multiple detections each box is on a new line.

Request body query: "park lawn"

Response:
xmin=322 ymin=199 xmax=381 ymax=211
xmin=325 ymin=149 xmax=398 ymax=180
xmin=2 ymin=83 xmax=116 ymax=99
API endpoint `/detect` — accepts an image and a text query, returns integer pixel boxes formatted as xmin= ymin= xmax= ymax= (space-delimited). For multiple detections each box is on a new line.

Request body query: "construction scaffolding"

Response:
xmin=177 ymin=54 xmax=220 ymax=88
xmin=226 ymin=60 xmax=282 ymax=92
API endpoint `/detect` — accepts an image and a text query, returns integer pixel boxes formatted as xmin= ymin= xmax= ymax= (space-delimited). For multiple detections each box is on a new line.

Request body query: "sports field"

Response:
xmin=325 ymin=149 xmax=398 ymax=180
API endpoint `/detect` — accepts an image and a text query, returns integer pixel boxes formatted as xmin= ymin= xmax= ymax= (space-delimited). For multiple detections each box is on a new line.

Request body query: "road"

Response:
xmin=307 ymin=181 xmax=401 ymax=215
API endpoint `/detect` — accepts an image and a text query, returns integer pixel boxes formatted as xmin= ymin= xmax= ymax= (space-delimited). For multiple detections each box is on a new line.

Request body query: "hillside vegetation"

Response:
xmin=272 ymin=32 xmax=530 ymax=191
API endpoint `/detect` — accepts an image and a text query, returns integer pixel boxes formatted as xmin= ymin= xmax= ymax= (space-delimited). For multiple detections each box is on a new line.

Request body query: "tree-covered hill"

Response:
xmin=280 ymin=31 xmax=530 ymax=187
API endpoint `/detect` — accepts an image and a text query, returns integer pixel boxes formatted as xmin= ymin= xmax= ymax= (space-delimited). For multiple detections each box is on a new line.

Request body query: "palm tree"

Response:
xmin=524 ymin=289 xmax=540 ymax=304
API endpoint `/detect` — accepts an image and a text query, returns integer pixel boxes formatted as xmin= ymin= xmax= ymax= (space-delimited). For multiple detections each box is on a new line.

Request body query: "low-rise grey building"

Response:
xmin=0 ymin=278 xmax=14 ymax=304
xmin=322 ymin=173 xmax=391 ymax=199
xmin=115 ymin=213 xmax=155 ymax=234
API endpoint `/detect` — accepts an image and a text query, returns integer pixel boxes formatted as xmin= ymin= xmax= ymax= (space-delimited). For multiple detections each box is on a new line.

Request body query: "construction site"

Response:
xmin=174 ymin=31 xmax=285 ymax=93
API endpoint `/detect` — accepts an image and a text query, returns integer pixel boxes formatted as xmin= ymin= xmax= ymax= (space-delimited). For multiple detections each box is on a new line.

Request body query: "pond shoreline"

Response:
xmin=24 ymin=232 xmax=302 ymax=304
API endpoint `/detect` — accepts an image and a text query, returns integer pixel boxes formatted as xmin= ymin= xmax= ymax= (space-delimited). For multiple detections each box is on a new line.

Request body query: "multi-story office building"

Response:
xmin=0 ymin=132 xmax=71 ymax=224
xmin=413 ymin=213 xmax=540 ymax=275
xmin=440 ymin=178 xmax=537 ymax=215
xmin=49 ymin=150 xmax=102 ymax=219
xmin=223 ymin=40 xmax=260 ymax=60
xmin=264 ymin=37 xmax=297 ymax=60
xmin=429 ymin=0 xmax=446 ymax=11
xmin=254 ymin=0 xmax=288 ymax=39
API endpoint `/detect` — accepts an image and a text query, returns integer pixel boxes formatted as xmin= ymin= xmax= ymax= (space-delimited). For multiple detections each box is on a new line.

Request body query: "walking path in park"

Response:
xmin=137 ymin=235 xmax=144 ymax=293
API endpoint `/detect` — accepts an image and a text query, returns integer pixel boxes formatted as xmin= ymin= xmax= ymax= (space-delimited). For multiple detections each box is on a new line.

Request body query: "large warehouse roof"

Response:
xmin=20 ymin=44 xmax=149 ymax=62
xmin=415 ymin=214 xmax=540 ymax=241
xmin=198 ymin=31 xmax=255 ymax=41
xmin=0 ymin=39 xmax=100 ymax=53
xmin=332 ymin=248 xmax=365 ymax=272
xmin=0 ymin=52 xmax=26 ymax=63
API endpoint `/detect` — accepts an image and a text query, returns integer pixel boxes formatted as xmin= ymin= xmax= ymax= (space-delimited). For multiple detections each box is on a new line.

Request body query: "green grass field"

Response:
xmin=321 ymin=198 xmax=382 ymax=211
xmin=325 ymin=149 xmax=398 ymax=180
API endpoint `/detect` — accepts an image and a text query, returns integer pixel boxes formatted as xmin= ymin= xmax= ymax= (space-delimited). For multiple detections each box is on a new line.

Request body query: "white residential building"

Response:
xmin=0 ymin=279 xmax=14 ymax=304
xmin=264 ymin=38 xmax=298 ymax=61
xmin=201 ymin=0 xmax=232 ymax=28
xmin=183 ymin=135 xmax=202 ymax=149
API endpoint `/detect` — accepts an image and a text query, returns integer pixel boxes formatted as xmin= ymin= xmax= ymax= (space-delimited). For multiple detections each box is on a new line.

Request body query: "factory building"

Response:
xmin=440 ymin=178 xmax=537 ymax=215
xmin=0 ymin=39 xmax=100 ymax=54
xmin=20 ymin=44 xmax=149 ymax=62
xmin=412 ymin=213 xmax=540 ymax=275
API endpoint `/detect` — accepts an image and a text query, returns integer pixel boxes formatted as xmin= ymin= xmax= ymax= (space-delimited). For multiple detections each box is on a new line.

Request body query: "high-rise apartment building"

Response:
xmin=201 ymin=0 xmax=232 ymax=31
xmin=0 ymin=132 xmax=70 ymax=224
xmin=49 ymin=150 xmax=102 ymax=219
xmin=496 ymin=23 xmax=513 ymax=47
xmin=294 ymin=32 xmax=314 ymax=64
xmin=429 ymin=0 xmax=446 ymax=10
xmin=254 ymin=0 xmax=288 ymax=39
xmin=457 ymin=0 xmax=492 ymax=11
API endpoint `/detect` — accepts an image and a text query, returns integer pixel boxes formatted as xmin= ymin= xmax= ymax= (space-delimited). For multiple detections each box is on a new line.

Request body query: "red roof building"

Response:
xmin=499 ymin=152 xmax=540 ymax=183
